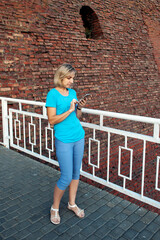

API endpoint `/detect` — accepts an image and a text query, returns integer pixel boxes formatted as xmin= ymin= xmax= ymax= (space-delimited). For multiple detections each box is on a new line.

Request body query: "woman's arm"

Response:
xmin=47 ymin=99 xmax=77 ymax=125
xmin=76 ymin=108 xmax=82 ymax=119
xmin=76 ymin=99 xmax=86 ymax=119
xmin=47 ymin=107 xmax=72 ymax=125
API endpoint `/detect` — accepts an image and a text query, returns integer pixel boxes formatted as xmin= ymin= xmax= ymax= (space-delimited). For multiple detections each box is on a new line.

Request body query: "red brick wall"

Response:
xmin=0 ymin=0 xmax=159 ymax=117
xmin=0 ymin=0 xmax=160 ymax=212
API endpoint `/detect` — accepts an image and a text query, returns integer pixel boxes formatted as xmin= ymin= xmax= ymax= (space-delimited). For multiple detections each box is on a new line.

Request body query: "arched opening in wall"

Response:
xmin=80 ymin=6 xmax=104 ymax=40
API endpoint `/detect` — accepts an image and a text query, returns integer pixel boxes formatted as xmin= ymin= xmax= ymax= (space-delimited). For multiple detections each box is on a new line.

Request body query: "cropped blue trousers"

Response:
xmin=55 ymin=138 xmax=84 ymax=190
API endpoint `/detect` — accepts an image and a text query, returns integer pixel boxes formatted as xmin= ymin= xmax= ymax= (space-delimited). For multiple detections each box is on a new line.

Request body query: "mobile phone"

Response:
xmin=79 ymin=94 xmax=91 ymax=102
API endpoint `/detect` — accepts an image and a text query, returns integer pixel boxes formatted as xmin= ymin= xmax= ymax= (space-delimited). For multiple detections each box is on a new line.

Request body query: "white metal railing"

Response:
xmin=0 ymin=97 xmax=160 ymax=209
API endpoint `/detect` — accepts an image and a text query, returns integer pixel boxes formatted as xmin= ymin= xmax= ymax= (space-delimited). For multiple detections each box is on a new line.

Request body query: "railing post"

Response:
xmin=154 ymin=123 xmax=159 ymax=139
xmin=2 ymin=99 xmax=9 ymax=148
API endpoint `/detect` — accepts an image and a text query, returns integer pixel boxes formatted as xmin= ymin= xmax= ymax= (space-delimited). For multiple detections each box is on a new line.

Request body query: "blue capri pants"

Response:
xmin=55 ymin=138 xmax=84 ymax=190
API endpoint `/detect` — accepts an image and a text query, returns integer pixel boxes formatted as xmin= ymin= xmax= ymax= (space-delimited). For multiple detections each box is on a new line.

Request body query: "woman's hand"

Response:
xmin=78 ymin=99 xmax=86 ymax=109
xmin=69 ymin=99 xmax=78 ymax=112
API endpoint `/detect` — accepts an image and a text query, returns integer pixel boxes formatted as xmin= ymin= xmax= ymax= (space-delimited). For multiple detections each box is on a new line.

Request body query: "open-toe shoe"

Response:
xmin=50 ymin=207 xmax=60 ymax=224
xmin=67 ymin=202 xmax=85 ymax=218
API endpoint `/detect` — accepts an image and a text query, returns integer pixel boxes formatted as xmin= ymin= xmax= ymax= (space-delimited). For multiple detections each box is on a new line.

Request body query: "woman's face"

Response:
xmin=61 ymin=71 xmax=75 ymax=89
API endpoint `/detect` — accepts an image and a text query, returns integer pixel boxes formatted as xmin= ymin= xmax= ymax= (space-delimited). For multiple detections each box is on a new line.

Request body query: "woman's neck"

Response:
xmin=56 ymin=87 xmax=68 ymax=96
xmin=56 ymin=87 xmax=67 ymax=91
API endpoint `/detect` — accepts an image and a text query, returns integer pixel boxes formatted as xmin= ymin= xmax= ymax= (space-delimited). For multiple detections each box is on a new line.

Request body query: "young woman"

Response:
xmin=46 ymin=63 xmax=86 ymax=224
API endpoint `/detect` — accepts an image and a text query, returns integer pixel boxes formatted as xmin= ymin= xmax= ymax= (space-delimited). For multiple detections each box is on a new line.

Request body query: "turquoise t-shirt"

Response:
xmin=46 ymin=88 xmax=85 ymax=143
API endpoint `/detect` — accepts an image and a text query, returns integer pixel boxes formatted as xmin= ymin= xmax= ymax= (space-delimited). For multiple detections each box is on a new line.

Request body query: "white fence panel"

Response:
xmin=0 ymin=97 xmax=160 ymax=209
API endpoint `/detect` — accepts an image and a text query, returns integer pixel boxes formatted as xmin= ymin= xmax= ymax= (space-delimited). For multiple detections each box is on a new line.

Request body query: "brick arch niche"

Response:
xmin=80 ymin=6 xmax=103 ymax=39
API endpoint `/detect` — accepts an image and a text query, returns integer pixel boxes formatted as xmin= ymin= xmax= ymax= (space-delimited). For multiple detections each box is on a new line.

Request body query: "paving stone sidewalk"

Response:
xmin=0 ymin=145 xmax=160 ymax=240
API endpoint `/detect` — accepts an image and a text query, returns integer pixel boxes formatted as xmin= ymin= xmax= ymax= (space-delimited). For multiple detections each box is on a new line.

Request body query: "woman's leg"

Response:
xmin=56 ymin=140 xmax=73 ymax=191
xmin=51 ymin=139 xmax=73 ymax=223
xmin=69 ymin=179 xmax=79 ymax=205
xmin=52 ymin=184 xmax=65 ymax=209
xmin=50 ymin=184 xmax=65 ymax=224
xmin=68 ymin=138 xmax=85 ymax=217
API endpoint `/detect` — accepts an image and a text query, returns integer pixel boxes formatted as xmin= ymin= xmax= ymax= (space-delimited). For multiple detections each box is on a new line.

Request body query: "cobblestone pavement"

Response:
xmin=0 ymin=145 xmax=160 ymax=240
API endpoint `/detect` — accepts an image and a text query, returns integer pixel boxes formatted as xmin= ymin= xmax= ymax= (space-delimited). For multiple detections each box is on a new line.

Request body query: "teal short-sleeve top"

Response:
xmin=46 ymin=88 xmax=85 ymax=143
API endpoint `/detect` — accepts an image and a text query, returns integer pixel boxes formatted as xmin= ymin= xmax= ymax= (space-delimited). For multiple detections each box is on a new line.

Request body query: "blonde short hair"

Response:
xmin=54 ymin=63 xmax=76 ymax=87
